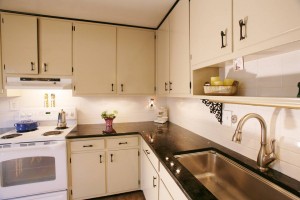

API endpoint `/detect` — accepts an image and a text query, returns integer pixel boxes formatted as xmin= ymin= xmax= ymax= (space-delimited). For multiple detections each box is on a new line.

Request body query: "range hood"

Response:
xmin=5 ymin=77 xmax=72 ymax=90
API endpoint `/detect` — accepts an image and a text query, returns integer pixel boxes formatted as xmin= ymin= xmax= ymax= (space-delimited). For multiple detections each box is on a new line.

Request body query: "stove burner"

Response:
xmin=56 ymin=127 xmax=69 ymax=130
xmin=43 ymin=131 xmax=63 ymax=136
xmin=1 ymin=133 xmax=22 ymax=139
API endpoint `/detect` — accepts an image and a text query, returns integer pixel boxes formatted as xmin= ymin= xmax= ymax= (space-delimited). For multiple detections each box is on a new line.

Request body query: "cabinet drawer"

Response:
xmin=71 ymin=139 xmax=105 ymax=152
xmin=106 ymin=136 xmax=139 ymax=149
xmin=142 ymin=139 xmax=159 ymax=172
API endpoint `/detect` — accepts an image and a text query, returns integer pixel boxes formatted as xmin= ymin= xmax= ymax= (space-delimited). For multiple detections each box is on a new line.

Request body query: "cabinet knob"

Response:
xmin=221 ymin=29 xmax=227 ymax=48
xmin=153 ymin=176 xmax=157 ymax=187
xmin=165 ymin=82 xmax=168 ymax=91
xmin=44 ymin=63 xmax=48 ymax=72
xmin=169 ymin=81 xmax=173 ymax=91
xmin=121 ymin=84 xmax=124 ymax=92
xmin=110 ymin=154 xmax=114 ymax=162
xmin=99 ymin=155 xmax=102 ymax=163
xmin=119 ymin=142 xmax=128 ymax=145
xmin=31 ymin=62 xmax=35 ymax=71
xmin=239 ymin=18 xmax=247 ymax=40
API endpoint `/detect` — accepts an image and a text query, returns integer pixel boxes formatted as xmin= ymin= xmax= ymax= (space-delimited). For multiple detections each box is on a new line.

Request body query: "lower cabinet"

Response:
xmin=71 ymin=151 xmax=106 ymax=199
xmin=159 ymin=179 xmax=173 ymax=200
xmin=69 ymin=136 xmax=140 ymax=200
xmin=141 ymin=147 xmax=159 ymax=200
xmin=107 ymin=148 xmax=139 ymax=194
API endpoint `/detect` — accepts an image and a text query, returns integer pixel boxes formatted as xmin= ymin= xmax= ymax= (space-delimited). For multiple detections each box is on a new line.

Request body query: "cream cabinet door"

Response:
xmin=156 ymin=18 xmax=170 ymax=96
xmin=71 ymin=151 xmax=106 ymax=200
xmin=1 ymin=14 xmax=38 ymax=74
xmin=73 ymin=22 xmax=116 ymax=95
xmin=39 ymin=18 xmax=72 ymax=76
xmin=117 ymin=28 xmax=155 ymax=95
xmin=141 ymin=149 xmax=159 ymax=200
xmin=234 ymin=0 xmax=300 ymax=52
xmin=107 ymin=148 xmax=139 ymax=194
xmin=190 ymin=0 xmax=232 ymax=67
xmin=169 ymin=0 xmax=190 ymax=95
xmin=159 ymin=179 xmax=173 ymax=200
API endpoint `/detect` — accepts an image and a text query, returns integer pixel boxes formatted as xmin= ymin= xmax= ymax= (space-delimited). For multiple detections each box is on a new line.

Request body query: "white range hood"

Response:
xmin=5 ymin=77 xmax=72 ymax=90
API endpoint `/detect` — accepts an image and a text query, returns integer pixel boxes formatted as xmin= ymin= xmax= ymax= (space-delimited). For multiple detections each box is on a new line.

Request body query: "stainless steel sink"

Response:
xmin=175 ymin=150 xmax=299 ymax=200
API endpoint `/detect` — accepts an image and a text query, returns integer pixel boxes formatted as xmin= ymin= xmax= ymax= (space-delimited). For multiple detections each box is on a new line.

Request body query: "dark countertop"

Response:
xmin=67 ymin=122 xmax=300 ymax=199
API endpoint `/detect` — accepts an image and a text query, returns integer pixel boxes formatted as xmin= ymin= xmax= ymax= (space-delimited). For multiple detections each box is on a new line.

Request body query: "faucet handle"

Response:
xmin=270 ymin=139 xmax=276 ymax=153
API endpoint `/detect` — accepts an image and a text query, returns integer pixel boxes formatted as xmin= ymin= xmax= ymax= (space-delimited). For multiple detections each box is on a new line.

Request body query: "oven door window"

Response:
xmin=1 ymin=156 xmax=56 ymax=187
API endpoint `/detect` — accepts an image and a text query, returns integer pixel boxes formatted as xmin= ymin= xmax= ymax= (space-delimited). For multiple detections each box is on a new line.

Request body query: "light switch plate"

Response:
xmin=223 ymin=110 xmax=232 ymax=126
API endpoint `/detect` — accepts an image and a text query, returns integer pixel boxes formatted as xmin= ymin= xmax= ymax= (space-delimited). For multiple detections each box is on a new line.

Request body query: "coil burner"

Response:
xmin=43 ymin=131 xmax=63 ymax=136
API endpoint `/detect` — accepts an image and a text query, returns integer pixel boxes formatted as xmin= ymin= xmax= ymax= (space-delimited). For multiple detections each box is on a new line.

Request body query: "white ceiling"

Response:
xmin=0 ymin=0 xmax=177 ymax=28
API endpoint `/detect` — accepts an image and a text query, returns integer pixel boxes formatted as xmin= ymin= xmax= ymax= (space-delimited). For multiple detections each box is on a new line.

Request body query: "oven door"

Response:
xmin=0 ymin=141 xmax=67 ymax=200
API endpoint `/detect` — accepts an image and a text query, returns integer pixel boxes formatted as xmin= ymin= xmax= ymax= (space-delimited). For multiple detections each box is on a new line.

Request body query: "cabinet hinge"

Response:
xmin=70 ymin=158 xmax=71 ymax=163
xmin=154 ymin=35 xmax=157 ymax=39
xmin=72 ymin=26 xmax=75 ymax=31
xmin=72 ymin=67 xmax=74 ymax=73
xmin=3 ymin=64 xmax=5 ymax=70
xmin=138 ymin=180 xmax=141 ymax=185
xmin=154 ymin=86 xmax=156 ymax=91
xmin=73 ymin=86 xmax=76 ymax=91
xmin=138 ymin=151 xmax=140 ymax=156
xmin=1 ymin=18 xmax=4 ymax=23
xmin=71 ymin=190 xmax=73 ymax=195
xmin=190 ymin=81 xmax=192 ymax=89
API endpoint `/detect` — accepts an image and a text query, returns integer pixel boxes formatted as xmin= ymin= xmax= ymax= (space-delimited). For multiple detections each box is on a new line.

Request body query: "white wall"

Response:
xmin=0 ymin=90 xmax=158 ymax=127
xmin=167 ymin=50 xmax=300 ymax=181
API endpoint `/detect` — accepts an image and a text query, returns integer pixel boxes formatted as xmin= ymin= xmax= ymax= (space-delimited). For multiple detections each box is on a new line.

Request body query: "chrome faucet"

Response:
xmin=232 ymin=113 xmax=276 ymax=172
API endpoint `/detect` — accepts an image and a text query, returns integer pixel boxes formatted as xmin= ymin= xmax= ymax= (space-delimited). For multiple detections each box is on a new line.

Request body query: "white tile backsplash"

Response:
xmin=225 ymin=49 xmax=300 ymax=97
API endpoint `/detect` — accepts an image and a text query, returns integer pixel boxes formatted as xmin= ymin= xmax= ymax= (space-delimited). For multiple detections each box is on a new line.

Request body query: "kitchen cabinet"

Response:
xmin=73 ymin=22 xmax=117 ymax=95
xmin=1 ymin=13 xmax=38 ymax=74
xmin=159 ymin=163 xmax=188 ymax=200
xmin=233 ymin=0 xmax=300 ymax=54
xmin=141 ymin=141 xmax=159 ymax=200
xmin=169 ymin=0 xmax=190 ymax=95
xmin=107 ymin=149 xmax=139 ymax=194
xmin=106 ymin=136 xmax=139 ymax=194
xmin=159 ymin=179 xmax=173 ymax=200
xmin=70 ymin=139 xmax=106 ymax=200
xmin=156 ymin=0 xmax=190 ymax=96
xmin=156 ymin=18 xmax=170 ymax=96
xmin=69 ymin=136 xmax=139 ymax=199
xmin=39 ymin=18 xmax=72 ymax=76
xmin=190 ymin=0 xmax=232 ymax=67
xmin=117 ymin=28 xmax=155 ymax=95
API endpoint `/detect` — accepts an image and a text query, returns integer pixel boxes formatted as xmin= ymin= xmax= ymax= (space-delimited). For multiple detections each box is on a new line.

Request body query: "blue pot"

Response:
xmin=14 ymin=120 xmax=38 ymax=132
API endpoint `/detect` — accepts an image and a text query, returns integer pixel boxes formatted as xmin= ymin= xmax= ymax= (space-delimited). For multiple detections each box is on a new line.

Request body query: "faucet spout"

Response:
xmin=232 ymin=113 xmax=276 ymax=172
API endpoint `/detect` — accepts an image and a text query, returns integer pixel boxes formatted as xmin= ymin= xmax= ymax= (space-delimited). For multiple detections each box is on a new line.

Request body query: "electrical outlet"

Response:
xmin=9 ymin=100 xmax=20 ymax=110
xmin=233 ymin=57 xmax=244 ymax=71
xmin=223 ymin=110 xmax=232 ymax=126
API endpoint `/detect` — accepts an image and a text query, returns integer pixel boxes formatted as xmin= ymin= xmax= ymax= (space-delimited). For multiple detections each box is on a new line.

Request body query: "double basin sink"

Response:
xmin=175 ymin=150 xmax=299 ymax=200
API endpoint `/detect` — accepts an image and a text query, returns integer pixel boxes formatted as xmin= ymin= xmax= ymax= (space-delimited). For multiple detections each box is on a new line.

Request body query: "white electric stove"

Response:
xmin=0 ymin=107 xmax=77 ymax=200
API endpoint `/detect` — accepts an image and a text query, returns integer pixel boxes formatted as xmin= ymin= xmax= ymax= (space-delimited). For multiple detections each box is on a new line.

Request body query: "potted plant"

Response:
xmin=101 ymin=110 xmax=118 ymax=133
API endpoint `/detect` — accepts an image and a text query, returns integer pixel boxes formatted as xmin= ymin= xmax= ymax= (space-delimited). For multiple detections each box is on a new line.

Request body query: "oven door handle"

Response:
xmin=0 ymin=141 xmax=66 ymax=152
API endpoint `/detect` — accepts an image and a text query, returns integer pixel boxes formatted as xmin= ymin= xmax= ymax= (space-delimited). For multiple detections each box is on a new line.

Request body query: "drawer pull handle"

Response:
xmin=83 ymin=145 xmax=93 ymax=148
xmin=221 ymin=29 xmax=227 ymax=48
xmin=119 ymin=142 xmax=128 ymax=145
xmin=99 ymin=155 xmax=102 ymax=163
xmin=145 ymin=150 xmax=150 ymax=155
xmin=153 ymin=176 xmax=157 ymax=187
xmin=111 ymin=154 xmax=113 ymax=162
xmin=239 ymin=18 xmax=247 ymax=40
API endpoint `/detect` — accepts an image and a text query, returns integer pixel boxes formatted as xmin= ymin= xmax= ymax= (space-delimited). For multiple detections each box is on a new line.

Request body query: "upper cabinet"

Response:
xmin=39 ymin=18 xmax=72 ymax=76
xmin=156 ymin=0 xmax=190 ymax=96
xmin=117 ymin=28 xmax=155 ymax=95
xmin=1 ymin=14 xmax=38 ymax=74
xmin=156 ymin=18 xmax=170 ymax=96
xmin=233 ymin=0 xmax=300 ymax=54
xmin=169 ymin=0 xmax=190 ymax=95
xmin=73 ymin=22 xmax=117 ymax=95
xmin=1 ymin=13 xmax=73 ymax=76
xmin=190 ymin=0 xmax=232 ymax=67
